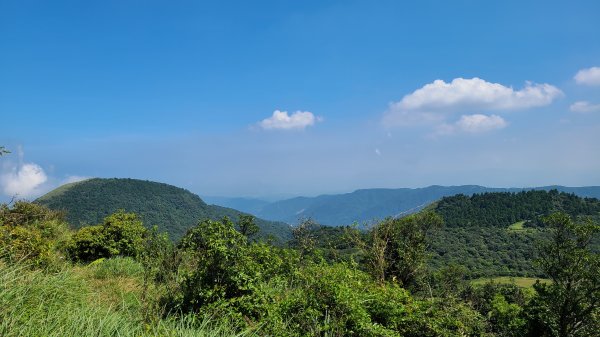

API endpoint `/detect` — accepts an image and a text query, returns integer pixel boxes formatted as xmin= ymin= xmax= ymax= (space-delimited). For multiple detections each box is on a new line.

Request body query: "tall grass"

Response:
xmin=87 ymin=256 xmax=144 ymax=279
xmin=0 ymin=261 xmax=254 ymax=337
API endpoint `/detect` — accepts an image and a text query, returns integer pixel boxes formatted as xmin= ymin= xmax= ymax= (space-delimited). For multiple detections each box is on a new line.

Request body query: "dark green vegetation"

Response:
xmin=1 ymin=196 xmax=599 ymax=336
xmin=36 ymin=178 xmax=291 ymax=242
xmin=434 ymin=190 xmax=600 ymax=228
xmin=297 ymin=190 xmax=600 ymax=279
xmin=211 ymin=185 xmax=600 ymax=226
xmin=427 ymin=191 xmax=600 ymax=278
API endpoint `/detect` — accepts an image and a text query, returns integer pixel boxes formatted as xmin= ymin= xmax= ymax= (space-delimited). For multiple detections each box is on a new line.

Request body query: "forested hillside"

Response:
xmin=434 ymin=190 xmax=600 ymax=228
xmin=305 ymin=190 xmax=600 ymax=278
xmin=36 ymin=178 xmax=291 ymax=241
xmin=426 ymin=191 xmax=600 ymax=277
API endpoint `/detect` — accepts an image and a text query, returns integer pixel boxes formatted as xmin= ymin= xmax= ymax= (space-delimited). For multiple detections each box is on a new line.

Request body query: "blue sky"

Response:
xmin=1 ymin=0 xmax=600 ymax=200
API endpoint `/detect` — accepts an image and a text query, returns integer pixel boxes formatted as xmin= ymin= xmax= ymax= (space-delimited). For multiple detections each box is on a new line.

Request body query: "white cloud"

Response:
xmin=436 ymin=114 xmax=508 ymax=135
xmin=384 ymin=77 xmax=562 ymax=127
xmin=1 ymin=163 xmax=48 ymax=198
xmin=259 ymin=110 xmax=321 ymax=130
xmin=570 ymin=101 xmax=600 ymax=113
xmin=574 ymin=67 xmax=600 ymax=86
xmin=455 ymin=114 xmax=508 ymax=133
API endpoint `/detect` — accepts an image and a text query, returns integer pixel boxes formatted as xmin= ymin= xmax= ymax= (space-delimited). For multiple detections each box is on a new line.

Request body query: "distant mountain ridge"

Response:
xmin=36 ymin=178 xmax=291 ymax=241
xmin=207 ymin=185 xmax=600 ymax=226
xmin=201 ymin=196 xmax=270 ymax=215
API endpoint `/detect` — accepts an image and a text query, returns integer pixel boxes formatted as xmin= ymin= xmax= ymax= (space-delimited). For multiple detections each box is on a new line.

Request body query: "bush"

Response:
xmin=274 ymin=263 xmax=406 ymax=336
xmin=68 ymin=210 xmax=147 ymax=262
xmin=365 ymin=212 xmax=443 ymax=287
xmin=0 ymin=201 xmax=70 ymax=268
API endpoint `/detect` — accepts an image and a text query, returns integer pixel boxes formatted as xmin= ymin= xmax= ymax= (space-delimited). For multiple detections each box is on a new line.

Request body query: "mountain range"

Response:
xmin=204 ymin=185 xmax=600 ymax=226
xmin=35 ymin=178 xmax=600 ymax=241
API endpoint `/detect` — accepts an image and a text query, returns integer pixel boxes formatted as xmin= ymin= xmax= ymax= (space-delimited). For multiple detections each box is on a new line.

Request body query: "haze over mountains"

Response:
xmin=204 ymin=185 xmax=600 ymax=226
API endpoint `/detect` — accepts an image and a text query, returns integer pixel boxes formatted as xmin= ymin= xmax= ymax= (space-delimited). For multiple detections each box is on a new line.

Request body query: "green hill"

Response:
xmin=434 ymin=189 xmax=600 ymax=228
xmin=304 ymin=190 xmax=600 ymax=278
xmin=428 ymin=190 xmax=600 ymax=277
xmin=36 ymin=178 xmax=291 ymax=242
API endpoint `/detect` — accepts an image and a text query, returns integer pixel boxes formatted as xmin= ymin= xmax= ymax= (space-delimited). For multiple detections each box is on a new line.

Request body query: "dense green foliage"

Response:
xmin=0 ymin=201 xmax=70 ymax=268
xmin=435 ymin=190 xmax=600 ymax=228
xmin=2 ymin=188 xmax=599 ymax=336
xmin=36 ymin=178 xmax=292 ymax=242
xmin=429 ymin=227 xmax=547 ymax=277
xmin=302 ymin=191 xmax=600 ymax=278
xmin=526 ymin=213 xmax=600 ymax=337
xmin=301 ymin=226 xmax=542 ymax=278
xmin=165 ymin=217 xmax=491 ymax=336
xmin=363 ymin=212 xmax=443 ymax=287
xmin=67 ymin=210 xmax=147 ymax=262
xmin=427 ymin=191 xmax=600 ymax=278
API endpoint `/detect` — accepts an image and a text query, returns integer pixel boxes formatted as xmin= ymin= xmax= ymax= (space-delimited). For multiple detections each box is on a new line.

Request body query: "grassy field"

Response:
xmin=507 ymin=220 xmax=527 ymax=231
xmin=0 ymin=258 xmax=254 ymax=337
xmin=471 ymin=276 xmax=550 ymax=288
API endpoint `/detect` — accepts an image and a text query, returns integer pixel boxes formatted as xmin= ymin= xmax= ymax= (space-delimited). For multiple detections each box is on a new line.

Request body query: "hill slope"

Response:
xmin=306 ymin=190 xmax=600 ymax=278
xmin=252 ymin=185 xmax=600 ymax=226
xmin=36 ymin=178 xmax=291 ymax=241
xmin=428 ymin=190 xmax=600 ymax=277
xmin=434 ymin=189 xmax=600 ymax=228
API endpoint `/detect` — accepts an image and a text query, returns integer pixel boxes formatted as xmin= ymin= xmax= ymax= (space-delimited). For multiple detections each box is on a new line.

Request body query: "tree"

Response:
xmin=291 ymin=217 xmax=318 ymax=260
xmin=238 ymin=214 xmax=259 ymax=238
xmin=526 ymin=213 xmax=600 ymax=337
xmin=369 ymin=211 xmax=443 ymax=288
xmin=176 ymin=217 xmax=253 ymax=311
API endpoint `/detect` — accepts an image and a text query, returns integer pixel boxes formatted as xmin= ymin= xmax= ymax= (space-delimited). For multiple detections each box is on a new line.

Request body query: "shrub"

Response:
xmin=365 ymin=212 xmax=443 ymax=287
xmin=68 ymin=210 xmax=147 ymax=262
xmin=173 ymin=218 xmax=301 ymax=315
xmin=0 ymin=201 xmax=70 ymax=268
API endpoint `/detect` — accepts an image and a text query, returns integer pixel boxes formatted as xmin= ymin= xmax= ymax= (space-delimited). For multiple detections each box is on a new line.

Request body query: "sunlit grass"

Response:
xmin=471 ymin=276 xmax=550 ymax=288
xmin=0 ymin=260 xmax=255 ymax=337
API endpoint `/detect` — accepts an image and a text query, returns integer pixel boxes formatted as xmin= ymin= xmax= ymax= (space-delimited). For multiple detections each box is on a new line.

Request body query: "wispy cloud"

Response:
xmin=383 ymin=77 xmax=562 ymax=127
xmin=62 ymin=175 xmax=91 ymax=184
xmin=258 ymin=110 xmax=321 ymax=130
xmin=436 ymin=114 xmax=508 ymax=135
xmin=454 ymin=114 xmax=508 ymax=133
xmin=570 ymin=101 xmax=600 ymax=113
xmin=574 ymin=66 xmax=600 ymax=86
